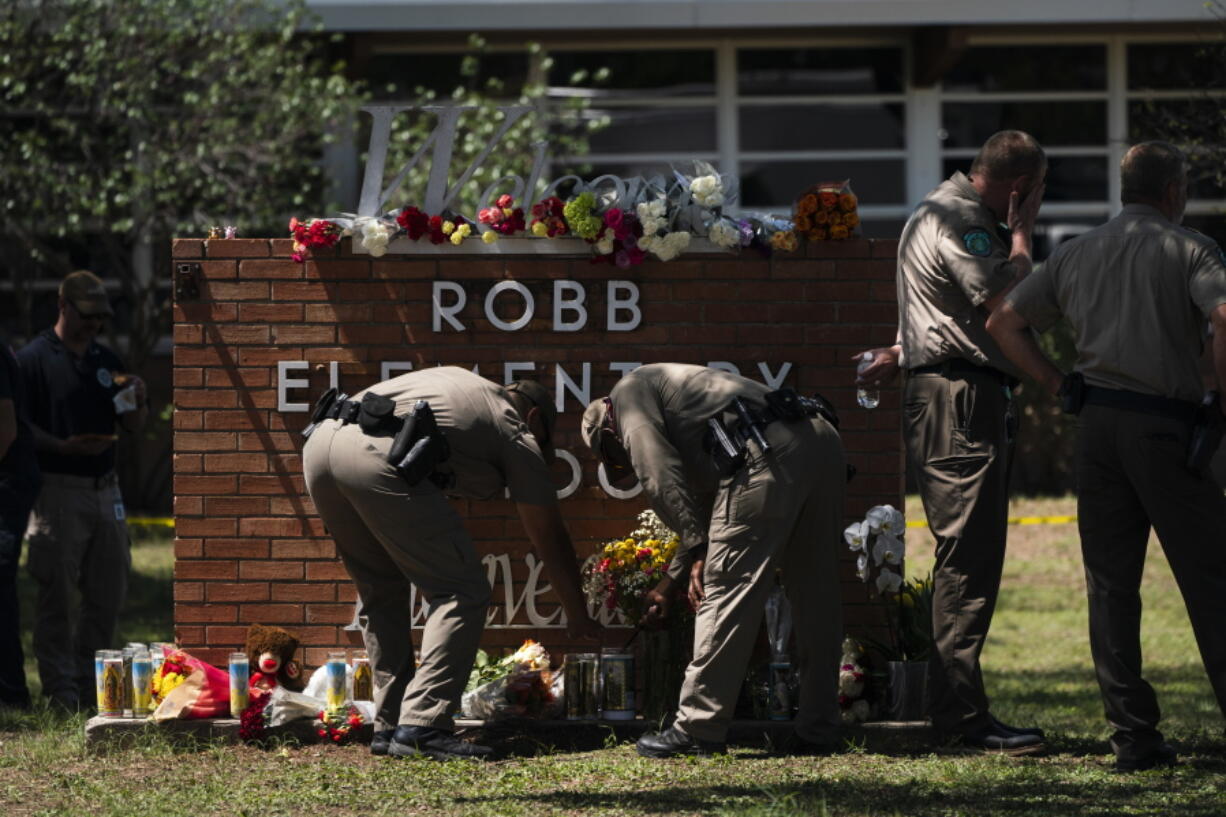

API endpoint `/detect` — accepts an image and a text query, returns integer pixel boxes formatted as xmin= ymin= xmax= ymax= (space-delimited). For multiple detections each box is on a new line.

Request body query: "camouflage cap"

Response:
xmin=60 ymin=270 xmax=114 ymax=317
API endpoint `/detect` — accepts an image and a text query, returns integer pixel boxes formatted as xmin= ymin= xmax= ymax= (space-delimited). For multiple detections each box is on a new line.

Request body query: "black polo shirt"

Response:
xmin=0 ymin=334 xmax=39 ymax=503
xmin=17 ymin=329 xmax=125 ymax=478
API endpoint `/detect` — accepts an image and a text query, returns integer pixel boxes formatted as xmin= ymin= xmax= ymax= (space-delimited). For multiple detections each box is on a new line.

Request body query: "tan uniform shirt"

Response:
xmin=608 ymin=363 xmax=773 ymax=579
xmin=897 ymin=171 xmax=1024 ymax=377
xmin=358 ymin=366 xmax=557 ymax=504
xmin=1007 ymin=204 xmax=1226 ymax=403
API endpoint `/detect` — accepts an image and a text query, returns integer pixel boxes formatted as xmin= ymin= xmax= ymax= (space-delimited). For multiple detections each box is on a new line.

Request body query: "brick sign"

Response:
xmin=171 ymin=237 xmax=902 ymax=668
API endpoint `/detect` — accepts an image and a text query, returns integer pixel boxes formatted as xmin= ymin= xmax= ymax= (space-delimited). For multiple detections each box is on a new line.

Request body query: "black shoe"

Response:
xmin=1114 ymin=743 xmax=1178 ymax=772
xmin=388 ymin=725 xmax=494 ymax=761
xmin=991 ymin=714 xmax=1046 ymax=739
xmin=635 ymin=726 xmax=725 ymax=759
xmin=369 ymin=729 xmax=395 ymax=756
xmin=959 ymin=722 xmax=1045 ymax=756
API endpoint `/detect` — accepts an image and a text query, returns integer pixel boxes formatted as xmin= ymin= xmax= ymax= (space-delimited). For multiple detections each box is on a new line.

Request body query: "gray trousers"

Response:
xmin=1076 ymin=404 xmax=1226 ymax=761
xmin=904 ymin=370 xmax=1012 ymax=734
xmin=27 ymin=472 xmax=130 ymax=701
xmin=674 ymin=416 xmax=845 ymax=744
xmin=302 ymin=419 xmax=491 ymax=733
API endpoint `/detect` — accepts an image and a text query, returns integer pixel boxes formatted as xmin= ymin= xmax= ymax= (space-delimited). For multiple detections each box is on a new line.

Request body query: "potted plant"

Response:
xmin=845 ymin=506 xmax=935 ymax=721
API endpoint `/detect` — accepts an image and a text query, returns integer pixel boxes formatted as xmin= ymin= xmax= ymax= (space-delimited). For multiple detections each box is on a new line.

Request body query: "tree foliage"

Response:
xmin=0 ymin=0 xmax=364 ymax=364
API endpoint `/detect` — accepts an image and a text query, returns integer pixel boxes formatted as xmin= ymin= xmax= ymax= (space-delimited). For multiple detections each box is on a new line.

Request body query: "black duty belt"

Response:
xmin=909 ymin=359 xmax=1019 ymax=390
xmin=1083 ymin=385 xmax=1199 ymax=424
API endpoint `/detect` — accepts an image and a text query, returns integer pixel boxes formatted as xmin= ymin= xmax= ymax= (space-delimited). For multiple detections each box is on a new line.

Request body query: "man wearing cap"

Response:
xmin=853 ymin=130 xmax=1047 ymax=754
xmin=17 ymin=270 xmax=147 ymax=711
xmin=987 ymin=141 xmax=1226 ymax=772
xmin=302 ymin=366 xmax=599 ymax=760
xmin=582 ymin=363 xmax=845 ymax=757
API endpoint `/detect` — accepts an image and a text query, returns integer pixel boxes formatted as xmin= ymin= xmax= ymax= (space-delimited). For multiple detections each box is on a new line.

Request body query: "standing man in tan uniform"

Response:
xmin=302 ymin=366 xmax=599 ymax=760
xmin=988 ymin=142 xmax=1226 ymax=772
xmin=855 ymin=131 xmax=1046 ymax=753
xmin=582 ymin=363 xmax=845 ymax=757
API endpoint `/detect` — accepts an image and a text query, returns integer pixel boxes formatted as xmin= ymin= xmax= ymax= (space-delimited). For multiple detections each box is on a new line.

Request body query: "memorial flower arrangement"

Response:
xmin=288 ymin=217 xmax=343 ymax=263
xmin=315 ymin=703 xmax=365 ymax=744
xmin=846 ymin=505 xmax=934 ymax=662
xmin=793 ymin=180 xmax=860 ymax=241
xmin=530 ymin=196 xmax=569 ymax=238
xmin=461 ymin=639 xmax=557 ymax=719
xmin=581 ymin=510 xmax=681 ymax=625
xmin=478 ymin=193 xmax=527 ymax=240
xmin=283 ymin=166 xmax=863 ymax=263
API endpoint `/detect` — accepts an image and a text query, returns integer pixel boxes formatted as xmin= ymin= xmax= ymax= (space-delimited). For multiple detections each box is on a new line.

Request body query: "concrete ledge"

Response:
xmin=87 ymin=715 xmax=931 ymax=754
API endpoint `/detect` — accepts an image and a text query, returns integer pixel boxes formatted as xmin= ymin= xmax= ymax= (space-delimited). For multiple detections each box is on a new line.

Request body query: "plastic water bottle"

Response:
xmin=856 ymin=352 xmax=879 ymax=409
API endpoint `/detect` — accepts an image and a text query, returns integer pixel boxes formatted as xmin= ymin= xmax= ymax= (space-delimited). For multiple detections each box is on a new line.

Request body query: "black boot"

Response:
xmin=990 ymin=714 xmax=1045 ymax=739
xmin=635 ymin=726 xmax=725 ymax=758
xmin=1114 ymin=742 xmax=1177 ymax=772
xmin=369 ymin=729 xmax=395 ymax=756
xmin=388 ymin=725 xmax=494 ymax=761
xmin=959 ymin=721 xmax=1045 ymax=756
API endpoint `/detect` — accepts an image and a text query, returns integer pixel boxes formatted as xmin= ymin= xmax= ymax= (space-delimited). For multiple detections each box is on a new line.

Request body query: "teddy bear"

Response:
xmin=244 ymin=623 xmax=305 ymax=695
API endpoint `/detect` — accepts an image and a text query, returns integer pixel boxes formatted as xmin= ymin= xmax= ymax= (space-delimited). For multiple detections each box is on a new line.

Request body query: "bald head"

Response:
xmin=1121 ymin=141 xmax=1187 ymax=206
xmin=970 ymin=130 xmax=1047 ymax=183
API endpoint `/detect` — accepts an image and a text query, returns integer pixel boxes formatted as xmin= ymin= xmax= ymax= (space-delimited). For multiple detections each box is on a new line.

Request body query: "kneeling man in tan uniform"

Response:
xmin=303 ymin=366 xmax=598 ymax=760
xmin=582 ymin=363 xmax=845 ymax=757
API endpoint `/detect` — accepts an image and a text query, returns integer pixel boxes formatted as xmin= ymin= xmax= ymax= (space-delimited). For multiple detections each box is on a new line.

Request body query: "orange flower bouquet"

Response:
xmin=793 ymin=180 xmax=860 ymax=242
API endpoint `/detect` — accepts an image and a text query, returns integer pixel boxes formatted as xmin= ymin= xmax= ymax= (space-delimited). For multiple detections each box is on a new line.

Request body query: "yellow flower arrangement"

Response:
xmin=582 ymin=510 xmax=681 ymax=625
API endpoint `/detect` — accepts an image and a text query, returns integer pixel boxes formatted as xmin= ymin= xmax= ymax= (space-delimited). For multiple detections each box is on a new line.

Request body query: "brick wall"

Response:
xmin=171 ymin=237 xmax=902 ymax=668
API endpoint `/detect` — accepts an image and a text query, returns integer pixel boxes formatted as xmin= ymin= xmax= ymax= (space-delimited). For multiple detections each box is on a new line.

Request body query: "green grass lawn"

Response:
xmin=2 ymin=499 xmax=1224 ymax=817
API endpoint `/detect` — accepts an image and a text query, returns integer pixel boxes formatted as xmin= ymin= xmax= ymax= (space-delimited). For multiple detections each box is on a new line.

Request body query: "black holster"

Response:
xmin=704 ymin=416 xmax=746 ymax=477
xmin=1059 ymin=372 xmax=1086 ymax=415
xmin=388 ymin=400 xmax=450 ymax=486
xmin=301 ymin=388 xmax=343 ymax=439
xmin=1187 ymin=392 xmax=1224 ymax=472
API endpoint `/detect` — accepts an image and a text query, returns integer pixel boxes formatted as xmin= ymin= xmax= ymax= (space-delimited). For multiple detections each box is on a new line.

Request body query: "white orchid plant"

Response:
xmin=845 ymin=504 xmax=906 ymax=595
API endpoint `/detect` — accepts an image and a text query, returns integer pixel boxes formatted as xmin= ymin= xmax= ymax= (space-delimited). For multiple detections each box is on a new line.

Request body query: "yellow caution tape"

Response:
xmin=906 ymin=515 xmax=1076 ymax=528
xmin=128 ymin=516 xmax=175 ymax=528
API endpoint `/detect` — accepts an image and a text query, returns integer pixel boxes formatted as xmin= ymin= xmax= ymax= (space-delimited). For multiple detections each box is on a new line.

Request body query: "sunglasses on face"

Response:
xmin=71 ymin=303 xmax=108 ymax=321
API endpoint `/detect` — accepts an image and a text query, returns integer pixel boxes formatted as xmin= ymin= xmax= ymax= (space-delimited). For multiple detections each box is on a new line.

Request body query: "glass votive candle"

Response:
xmin=325 ymin=651 xmax=347 ymax=715
xmin=97 ymin=650 xmax=124 ymax=717
xmin=229 ymin=653 xmax=249 ymax=718
xmin=350 ymin=650 xmax=373 ymax=702
xmin=131 ymin=649 xmax=153 ymax=717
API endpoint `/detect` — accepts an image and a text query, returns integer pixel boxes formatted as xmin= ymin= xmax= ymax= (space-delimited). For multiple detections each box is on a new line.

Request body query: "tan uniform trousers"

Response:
xmin=302 ymin=419 xmax=491 ymax=733
xmin=674 ymin=416 xmax=845 ymax=745
xmin=904 ymin=369 xmax=1012 ymax=734
xmin=26 ymin=472 xmax=130 ymax=701
xmin=1076 ymin=404 xmax=1226 ymax=761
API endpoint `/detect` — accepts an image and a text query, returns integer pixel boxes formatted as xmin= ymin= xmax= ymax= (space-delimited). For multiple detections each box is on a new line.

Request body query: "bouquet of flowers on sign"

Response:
xmin=460 ymin=639 xmax=559 ymax=720
xmin=149 ymin=649 xmax=231 ymax=720
xmin=581 ymin=510 xmax=682 ymax=625
xmin=793 ymin=180 xmax=860 ymax=241
xmin=845 ymin=505 xmax=934 ymax=663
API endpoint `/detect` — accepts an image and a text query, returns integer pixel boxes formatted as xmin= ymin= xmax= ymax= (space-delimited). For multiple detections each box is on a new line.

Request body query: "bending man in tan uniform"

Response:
xmin=302 ymin=366 xmax=599 ymax=760
xmin=988 ymin=142 xmax=1226 ymax=772
xmin=855 ymin=130 xmax=1046 ymax=753
xmin=582 ymin=363 xmax=845 ymax=757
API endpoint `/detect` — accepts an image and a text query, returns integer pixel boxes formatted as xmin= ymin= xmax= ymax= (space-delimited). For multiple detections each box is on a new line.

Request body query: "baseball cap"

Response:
xmin=580 ymin=398 xmax=608 ymax=452
xmin=60 ymin=270 xmax=114 ymax=317
xmin=505 ymin=379 xmax=557 ymax=440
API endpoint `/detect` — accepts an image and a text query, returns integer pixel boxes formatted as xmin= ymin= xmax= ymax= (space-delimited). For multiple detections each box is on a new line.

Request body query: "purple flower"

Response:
xmin=614 ymin=250 xmax=631 ymax=269
xmin=622 ymin=234 xmax=637 ymax=250
xmin=738 ymin=220 xmax=754 ymax=246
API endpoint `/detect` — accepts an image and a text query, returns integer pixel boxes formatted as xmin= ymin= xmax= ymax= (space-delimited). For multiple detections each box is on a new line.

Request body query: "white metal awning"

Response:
xmin=306 ymin=0 xmax=1215 ymax=32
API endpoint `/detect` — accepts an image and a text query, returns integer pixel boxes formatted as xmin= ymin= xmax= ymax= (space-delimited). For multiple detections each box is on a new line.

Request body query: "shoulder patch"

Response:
xmin=963 ymin=229 xmax=993 ymax=257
